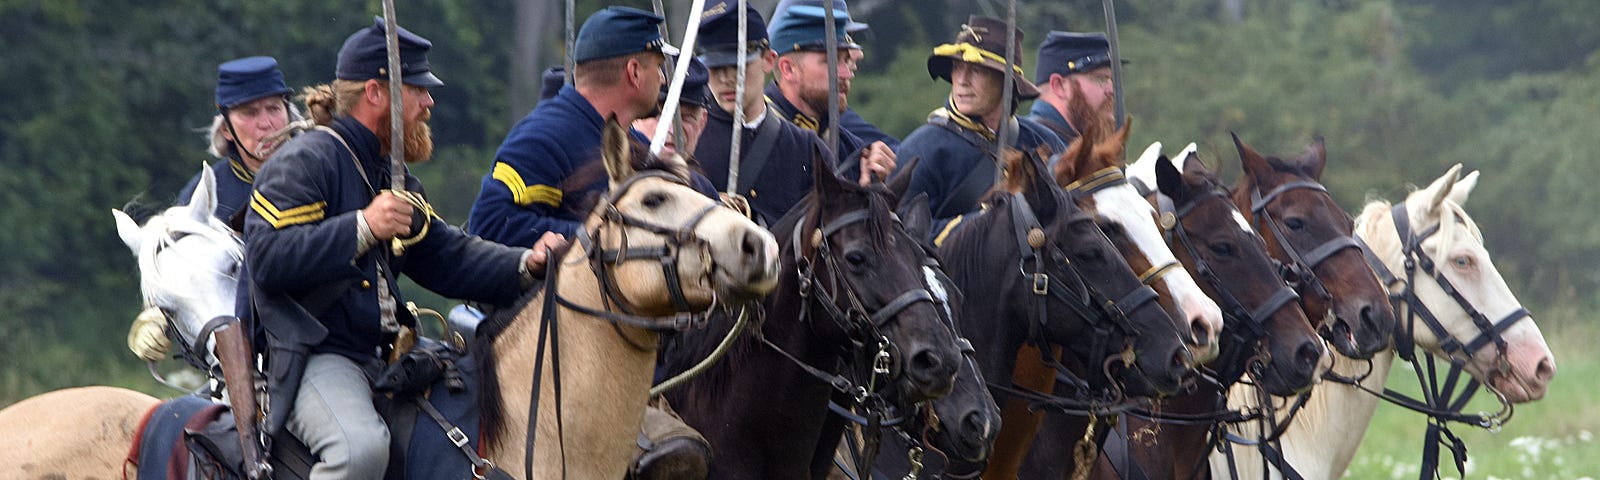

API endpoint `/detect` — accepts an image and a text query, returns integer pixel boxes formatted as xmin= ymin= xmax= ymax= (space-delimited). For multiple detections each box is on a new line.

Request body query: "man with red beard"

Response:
xmin=245 ymin=18 xmax=556 ymax=479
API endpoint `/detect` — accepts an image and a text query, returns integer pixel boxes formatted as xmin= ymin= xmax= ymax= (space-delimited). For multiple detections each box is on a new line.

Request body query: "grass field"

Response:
xmin=1344 ymin=321 xmax=1599 ymax=479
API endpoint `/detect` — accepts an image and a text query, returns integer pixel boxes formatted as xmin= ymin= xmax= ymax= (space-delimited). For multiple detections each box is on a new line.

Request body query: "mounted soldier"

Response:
xmin=692 ymin=1 xmax=833 ymax=225
xmin=128 ymin=56 xmax=302 ymax=374
xmin=764 ymin=0 xmax=896 ymax=185
xmin=245 ymin=18 xmax=555 ymax=478
xmin=1026 ymin=31 xmax=1121 ymax=145
xmin=893 ymin=15 xmax=1067 ymax=244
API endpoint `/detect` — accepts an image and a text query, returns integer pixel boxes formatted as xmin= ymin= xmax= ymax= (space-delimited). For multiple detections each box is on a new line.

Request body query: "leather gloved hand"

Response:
xmin=128 ymin=306 xmax=171 ymax=362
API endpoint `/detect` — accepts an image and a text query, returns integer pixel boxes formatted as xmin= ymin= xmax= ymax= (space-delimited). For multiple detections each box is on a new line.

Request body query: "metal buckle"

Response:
xmin=447 ymin=427 xmax=469 ymax=448
xmin=1033 ymin=272 xmax=1049 ymax=295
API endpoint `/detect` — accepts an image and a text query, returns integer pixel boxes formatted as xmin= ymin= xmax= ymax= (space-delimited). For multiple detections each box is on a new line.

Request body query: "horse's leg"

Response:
xmin=0 ymin=386 xmax=159 ymax=478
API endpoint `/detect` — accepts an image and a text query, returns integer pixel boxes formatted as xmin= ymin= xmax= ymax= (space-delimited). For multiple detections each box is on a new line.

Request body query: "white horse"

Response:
xmin=1214 ymin=164 xmax=1557 ymax=479
xmin=112 ymin=165 xmax=243 ymax=372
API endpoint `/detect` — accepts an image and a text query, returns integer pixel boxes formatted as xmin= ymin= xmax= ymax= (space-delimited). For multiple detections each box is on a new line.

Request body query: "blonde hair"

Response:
xmin=301 ymin=80 xmax=367 ymax=126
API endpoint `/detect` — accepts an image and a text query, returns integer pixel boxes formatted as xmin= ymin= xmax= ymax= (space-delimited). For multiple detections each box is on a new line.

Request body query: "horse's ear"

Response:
xmin=886 ymin=156 xmax=921 ymax=205
xmin=1154 ymin=154 xmax=1185 ymax=200
xmin=189 ymin=163 xmax=218 ymax=224
xmin=1299 ymin=135 xmax=1328 ymax=180
xmin=1421 ymin=163 xmax=1462 ymax=216
xmin=1450 ymin=169 xmax=1479 ymax=207
xmin=1056 ymin=138 xmax=1085 ymax=186
xmin=1134 ymin=141 xmax=1164 ymax=168
xmin=601 ymin=116 xmax=635 ymax=187
xmin=1232 ymin=132 xmax=1270 ymax=183
xmin=1097 ymin=116 xmax=1134 ymax=165
xmin=113 ymin=209 xmax=142 ymax=252
xmin=812 ymin=144 xmax=848 ymax=199
xmin=900 ymin=193 xmax=933 ymax=240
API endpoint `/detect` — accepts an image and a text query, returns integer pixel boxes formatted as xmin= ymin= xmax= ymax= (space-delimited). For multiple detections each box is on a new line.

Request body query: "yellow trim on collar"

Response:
xmin=493 ymin=162 xmax=562 ymax=208
xmin=933 ymin=213 xmax=965 ymax=247
xmin=932 ymin=43 xmax=1026 ymax=76
xmin=250 ymin=191 xmax=326 ymax=228
xmin=228 ymin=159 xmax=255 ymax=183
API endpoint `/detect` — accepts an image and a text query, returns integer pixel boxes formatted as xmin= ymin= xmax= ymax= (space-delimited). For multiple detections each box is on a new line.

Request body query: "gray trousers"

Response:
xmin=287 ymin=353 xmax=390 ymax=480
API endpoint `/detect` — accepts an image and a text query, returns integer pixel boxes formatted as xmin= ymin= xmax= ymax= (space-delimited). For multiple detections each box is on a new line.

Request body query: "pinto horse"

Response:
xmin=1061 ymin=144 xmax=1331 ymax=480
xmin=661 ymin=149 xmax=964 ymax=480
xmin=934 ymin=148 xmax=1191 ymax=480
xmin=1215 ymin=164 xmax=1556 ymax=479
xmin=473 ymin=119 xmax=781 ymax=479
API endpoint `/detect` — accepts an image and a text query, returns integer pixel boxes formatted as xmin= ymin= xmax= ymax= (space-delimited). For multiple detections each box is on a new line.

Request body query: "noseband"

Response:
xmin=1249 ymin=181 xmax=1362 ymax=324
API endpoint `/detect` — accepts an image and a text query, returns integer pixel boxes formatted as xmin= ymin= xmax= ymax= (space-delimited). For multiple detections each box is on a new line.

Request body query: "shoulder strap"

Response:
xmin=926 ymin=116 xmax=1005 ymax=218
xmin=735 ymin=113 xmax=784 ymax=194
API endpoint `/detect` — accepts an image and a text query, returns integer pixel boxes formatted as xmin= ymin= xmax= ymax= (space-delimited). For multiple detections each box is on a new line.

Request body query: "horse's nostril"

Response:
xmin=1190 ymin=319 xmax=1212 ymax=347
xmin=1295 ymin=340 xmax=1324 ymax=372
xmin=1535 ymin=356 xmax=1556 ymax=383
xmin=1171 ymin=347 xmax=1193 ymax=370
xmin=911 ymin=348 xmax=943 ymax=374
xmin=741 ymin=230 xmax=760 ymax=256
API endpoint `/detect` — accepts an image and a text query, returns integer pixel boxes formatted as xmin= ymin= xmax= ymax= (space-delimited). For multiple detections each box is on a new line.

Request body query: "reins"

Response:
xmin=1334 ymin=202 xmax=1524 ymax=480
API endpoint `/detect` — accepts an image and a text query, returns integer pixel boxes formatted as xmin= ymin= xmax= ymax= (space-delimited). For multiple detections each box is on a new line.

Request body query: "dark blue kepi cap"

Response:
xmin=696 ymin=1 xmax=769 ymax=68
xmin=767 ymin=0 xmax=862 ymax=56
xmin=1035 ymin=31 xmax=1124 ymax=84
xmin=336 ymin=16 xmax=443 ymax=88
xmin=665 ymin=58 xmax=713 ymax=108
xmin=574 ymin=7 xmax=680 ymax=63
xmin=215 ymin=56 xmax=292 ymax=110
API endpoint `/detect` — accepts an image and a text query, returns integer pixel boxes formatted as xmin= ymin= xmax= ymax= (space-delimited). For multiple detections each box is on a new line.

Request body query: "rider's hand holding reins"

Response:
xmin=526 ymin=231 xmax=568 ymax=276
xmin=858 ymin=141 xmax=897 ymax=185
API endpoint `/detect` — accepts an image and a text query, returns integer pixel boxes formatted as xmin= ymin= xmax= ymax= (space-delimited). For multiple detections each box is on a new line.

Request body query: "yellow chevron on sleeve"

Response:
xmin=492 ymin=162 xmax=562 ymax=207
xmin=251 ymin=191 xmax=326 ymax=228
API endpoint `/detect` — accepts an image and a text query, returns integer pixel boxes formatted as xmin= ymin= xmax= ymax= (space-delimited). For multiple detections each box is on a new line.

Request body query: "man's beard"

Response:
xmin=377 ymin=108 xmax=434 ymax=164
xmin=799 ymin=78 xmax=849 ymax=118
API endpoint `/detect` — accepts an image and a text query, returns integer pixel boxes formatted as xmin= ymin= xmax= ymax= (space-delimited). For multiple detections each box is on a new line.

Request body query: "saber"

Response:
xmin=382 ymin=0 xmax=405 ymax=190
xmin=822 ymin=0 xmax=840 ymax=162
xmin=565 ymin=0 xmax=576 ymax=84
xmin=994 ymin=0 xmax=1017 ymax=163
xmin=651 ymin=0 xmax=687 ymax=154
xmin=652 ymin=0 xmax=709 ymax=155
xmin=1102 ymin=0 xmax=1126 ymax=127
xmin=726 ymin=0 xmax=748 ymax=195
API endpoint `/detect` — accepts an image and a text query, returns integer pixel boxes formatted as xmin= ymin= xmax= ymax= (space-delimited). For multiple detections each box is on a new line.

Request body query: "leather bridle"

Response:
xmin=1248 ymin=180 xmax=1361 ymax=331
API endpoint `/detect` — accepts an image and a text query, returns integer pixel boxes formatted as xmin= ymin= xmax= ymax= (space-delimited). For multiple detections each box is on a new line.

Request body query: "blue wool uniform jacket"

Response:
xmin=1025 ymin=101 xmax=1081 ymax=147
xmin=694 ymin=104 xmax=829 ymax=225
xmin=176 ymin=157 xmax=255 ymax=223
xmin=469 ymin=85 xmax=718 ymax=248
xmin=896 ymin=113 xmax=1066 ymax=242
xmin=840 ymin=107 xmax=900 ymax=150
xmin=246 ymin=116 xmax=528 ymax=361
xmin=764 ymin=83 xmax=866 ymax=180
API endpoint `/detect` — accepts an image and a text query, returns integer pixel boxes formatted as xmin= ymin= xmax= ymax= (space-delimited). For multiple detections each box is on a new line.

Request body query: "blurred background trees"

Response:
xmin=2 ymin=0 xmax=1596 ymax=404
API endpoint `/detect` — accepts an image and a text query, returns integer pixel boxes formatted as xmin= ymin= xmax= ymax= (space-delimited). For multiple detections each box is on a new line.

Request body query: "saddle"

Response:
xmin=126 ymin=337 xmax=492 ymax=480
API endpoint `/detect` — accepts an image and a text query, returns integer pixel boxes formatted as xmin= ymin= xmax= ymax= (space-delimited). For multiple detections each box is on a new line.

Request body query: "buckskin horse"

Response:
xmin=0 ymin=119 xmax=781 ymax=480
xmin=934 ymin=148 xmax=1191 ymax=480
xmin=1215 ymin=164 xmax=1556 ymax=479
xmin=660 ymin=149 xmax=964 ymax=480
xmin=1059 ymin=144 xmax=1332 ymax=480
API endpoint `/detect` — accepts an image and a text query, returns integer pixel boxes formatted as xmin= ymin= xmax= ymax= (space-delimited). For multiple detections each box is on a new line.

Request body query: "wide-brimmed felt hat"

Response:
xmin=336 ymin=17 xmax=444 ymax=88
xmin=927 ymin=15 xmax=1039 ymax=100
xmin=215 ymin=56 xmax=292 ymax=110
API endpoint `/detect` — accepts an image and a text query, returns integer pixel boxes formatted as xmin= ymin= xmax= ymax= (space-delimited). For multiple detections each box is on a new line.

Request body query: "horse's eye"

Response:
xmin=1075 ymin=247 xmax=1104 ymax=263
xmin=1209 ymin=242 xmax=1236 ymax=257
xmin=641 ymin=192 xmax=667 ymax=208
xmin=227 ymin=263 xmax=241 ymax=277
xmin=1284 ymin=217 xmax=1306 ymax=231
xmin=845 ymin=251 xmax=868 ymax=266
xmin=1451 ymin=255 xmax=1474 ymax=269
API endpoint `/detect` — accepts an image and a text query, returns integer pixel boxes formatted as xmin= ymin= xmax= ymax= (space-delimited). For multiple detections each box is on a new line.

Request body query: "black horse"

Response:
xmin=930 ymin=149 xmax=1191 ymax=479
xmin=661 ymin=150 xmax=965 ymax=480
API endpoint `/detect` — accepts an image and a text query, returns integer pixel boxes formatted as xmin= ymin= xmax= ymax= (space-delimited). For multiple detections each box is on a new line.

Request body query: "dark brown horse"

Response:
xmin=661 ymin=150 xmax=965 ymax=480
xmin=1228 ymin=134 xmax=1396 ymax=360
xmin=935 ymin=149 xmax=1191 ymax=480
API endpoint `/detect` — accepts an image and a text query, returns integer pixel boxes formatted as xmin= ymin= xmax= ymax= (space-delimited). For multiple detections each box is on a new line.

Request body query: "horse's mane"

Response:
xmin=137 ymin=205 xmax=241 ymax=309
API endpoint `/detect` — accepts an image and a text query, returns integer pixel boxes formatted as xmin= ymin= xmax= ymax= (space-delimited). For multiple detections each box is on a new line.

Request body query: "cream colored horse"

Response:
xmin=481 ymin=121 xmax=779 ymax=479
xmin=0 ymin=386 xmax=159 ymax=479
xmin=1215 ymin=164 xmax=1557 ymax=479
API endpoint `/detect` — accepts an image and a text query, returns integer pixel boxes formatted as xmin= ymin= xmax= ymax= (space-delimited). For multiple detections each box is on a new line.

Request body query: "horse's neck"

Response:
xmin=488 ymin=257 xmax=661 ymax=479
xmin=1223 ymin=349 xmax=1396 ymax=479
